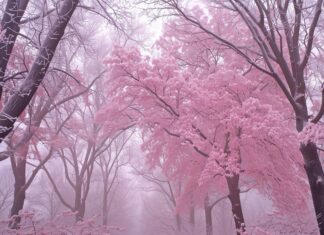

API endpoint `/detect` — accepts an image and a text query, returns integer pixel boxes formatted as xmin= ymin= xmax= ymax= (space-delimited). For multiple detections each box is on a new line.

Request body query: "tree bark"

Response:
xmin=102 ymin=188 xmax=108 ymax=225
xmin=204 ymin=195 xmax=213 ymax=235
xmin=296 ymin=94 xmax=324 ymax=234
xmin=76 ymin=204 xmax=85 ymax=222
xmin=300 ymin=142 xmax=324 ymax=234
xmin=226 ymin=174 xmax=246 ymax=235
xmin=0 ymin=0 xmax=29 ymax=99
xmin=189 ymin=205 xmax=195 ymax=235
xmin=74 ymin=182 xmax=85 ymax=221
xmin=0 ymin=0 xmax=79 ymax=143
xmin=9 ymin=158 xmax=26 ymax=229
xmin=176 ymin=213 xmax=182 ymax=232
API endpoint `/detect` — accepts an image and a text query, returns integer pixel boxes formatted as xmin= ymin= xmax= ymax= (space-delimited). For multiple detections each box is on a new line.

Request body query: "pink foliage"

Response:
xmin=99 ymin=5 xmax=313 ymax=231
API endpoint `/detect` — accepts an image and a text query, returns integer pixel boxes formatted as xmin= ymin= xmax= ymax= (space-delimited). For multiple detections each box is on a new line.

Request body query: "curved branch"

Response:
xmin=300 ymin=0 xmax=323 ymax=70
xmin=311 ymin=88 xmax=324 ymax=123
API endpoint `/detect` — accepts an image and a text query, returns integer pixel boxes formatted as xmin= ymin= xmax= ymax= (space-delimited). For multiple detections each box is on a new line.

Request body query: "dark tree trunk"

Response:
xmin=0 ymin=0 xmax=29 ymax=98
xmin=300 ymin=142 xmax=324 ymax=234
xmin=76 ymin=204 xmax=85 ymax=222
xmin=204 ymin=196 xmax=213 ymax=235
xmin=226 ymin=174 xmax=246 ymax=235
xmin=0 ymin=0 xmax=79 ymax=143
xmin=74 ymin=183 xmax=85 ymax=221
xmin=102 ymin=189 xmax=108 ymax=225
xmin=296 ymin=96 xmax=324 ymax=234
xmin=9 ymin=159 xmax=26 ymax=229
xmin=190 ymin=205 xmax=195 ymax=235
xmin=176 ymin=213 xmax=182 ymax=232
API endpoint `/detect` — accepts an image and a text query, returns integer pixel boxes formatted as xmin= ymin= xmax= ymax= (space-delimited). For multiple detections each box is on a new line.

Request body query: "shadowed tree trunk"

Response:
xmin=75 ymin=181 xmax=84 ymax=221
xmin=297 ymin=92 xmax=324 ymax=233
xmin=9 ymin=158 xmax=26 ymax=229
xmin=189 ymin=205 xmax=195 ymax=235
xmin=300 ymin=142 xmax=324 ymax=232
xmin=0 ymin=0 xmax=79 ymax=143
xmin=176 ymin=213 xmax=182 ymax=232
xmin=0 ymin=0 xmax=29 ymax=99
xmin=204 ymin=195 xmax=213 ymax=235
xmin=102 ymin=188 xmax=108 ymax=225
xmin=226 ymin=174 xmax=245 ymax=235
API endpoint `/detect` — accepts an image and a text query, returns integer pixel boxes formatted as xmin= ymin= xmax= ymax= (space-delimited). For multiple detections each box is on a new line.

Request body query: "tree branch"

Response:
xmin=311 ymin=88 xmax=324 ymax=123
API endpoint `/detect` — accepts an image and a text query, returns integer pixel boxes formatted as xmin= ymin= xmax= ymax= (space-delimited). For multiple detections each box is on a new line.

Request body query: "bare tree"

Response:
xmin=43 ymin=84 xmax=133 ymax=221
xmin=96 ymin=131 xmax=133 ymax=226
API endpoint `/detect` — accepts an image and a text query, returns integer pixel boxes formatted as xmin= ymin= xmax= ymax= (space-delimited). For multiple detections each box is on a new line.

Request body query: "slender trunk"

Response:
xmin=102 ymin=190 xmax=108 ymax=225
xmin=74 ymin=183 xmax=84 ymax=221
xmin=190 ymin=205 xmax=195 ymax=235
xmin=9 ymin=159 xmax=26 ymax=229
xmin=300 ymin=142 xmax=324 ymax=234
xmin=204 ymin=196 xmax=213 ymax=235
xmin=176 ymin=213 xmax=182 ymax=232
xmin=226 ymin=174 xmax=246 ymax=235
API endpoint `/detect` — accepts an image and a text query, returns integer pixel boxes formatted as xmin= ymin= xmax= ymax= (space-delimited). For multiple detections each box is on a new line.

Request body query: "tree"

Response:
xmin=7 ymin=73 xmax=99 ymax=228
xmin=101 ymin=29 xmax=310 ymax=232
xmin=0 ymin=0 xmax=130 ymax=143
xmin=140 ymin=0 xmax=324 ymax=232
xmin=96 ymin=131 xmax=133 ymax=226
xmin=4 ymin=34 xmax=102 ymax=226
xmin=43 ymin=82 xmax=132 ymax=221
xmin=0 ymin=0 xmax=79 ymax=142
xmin=0 ymin=0 xmax=29 ymax=99
xmin=0 ymin=0 xmax=132 ymax=229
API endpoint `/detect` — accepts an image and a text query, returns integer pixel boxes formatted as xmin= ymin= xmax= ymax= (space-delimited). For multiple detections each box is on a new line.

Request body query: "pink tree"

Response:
xmin=100 ymin=21 xmax=311 ymax=232
xmin=139 ymin=1 xmax=324 ymax=232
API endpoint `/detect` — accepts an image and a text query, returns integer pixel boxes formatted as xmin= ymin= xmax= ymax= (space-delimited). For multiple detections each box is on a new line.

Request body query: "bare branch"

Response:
xmin=311 ymin=88 xmax=324 ymax=123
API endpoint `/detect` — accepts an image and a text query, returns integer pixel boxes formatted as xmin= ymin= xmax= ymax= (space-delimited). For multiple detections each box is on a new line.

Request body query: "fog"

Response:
xmin=0 ymin=0 xmax=322 ymax=234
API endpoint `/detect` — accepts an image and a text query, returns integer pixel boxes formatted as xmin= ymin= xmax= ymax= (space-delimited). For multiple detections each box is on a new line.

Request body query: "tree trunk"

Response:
xmin=296 ymin=96 xmax=324 ymax=234
xmin=190 ymin=205 xmax=195 ymax=235
xmin=176 ymin=213 xmax=182 ymax=232
xmin=0 ymin=0 xmax=29 ymax=99
xmin=9 ymin=159 xmax=26 ymax=229
xmin=204 ymin=196 xmax=213 ymax=235
xmin=226 ymin=174 xmax=246 ymax=235
xmin=102 ymin=190 xmax=108 ymax=225
xmin=300 ymin=142 xmax=324 ymax=234
xmin=74 ymin=183 xmax=84 ymax=221
xmin=0 ymin=0 xmax=79 ymax=143
xmin=75 ymin=204 xmax=85 ymax=221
